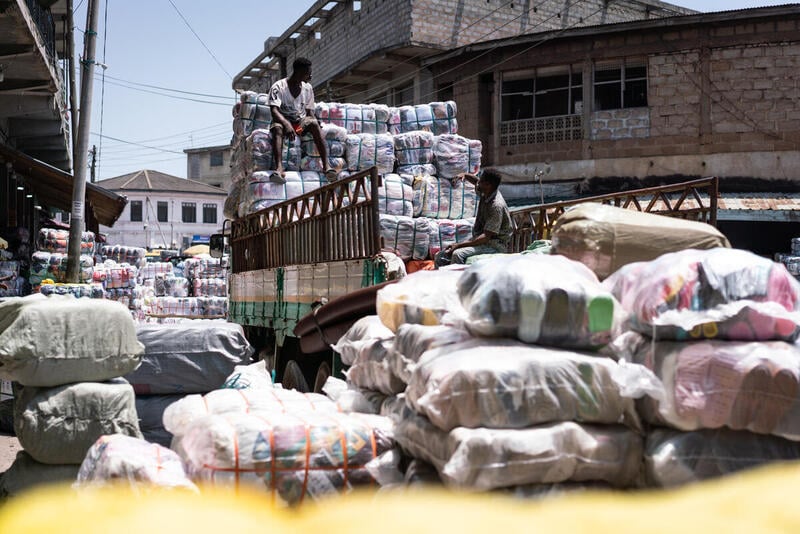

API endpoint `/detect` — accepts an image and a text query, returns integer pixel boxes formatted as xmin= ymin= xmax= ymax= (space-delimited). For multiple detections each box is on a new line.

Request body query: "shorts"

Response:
xmin=270 ymin=115 xmax=317 ymax=137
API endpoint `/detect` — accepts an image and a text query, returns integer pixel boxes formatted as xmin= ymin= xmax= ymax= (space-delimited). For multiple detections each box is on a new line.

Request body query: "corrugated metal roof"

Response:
xmin=96 ymin=169 xmax=226 ymax=195
xmin=718 ymin=193 xmax=800 ymax=211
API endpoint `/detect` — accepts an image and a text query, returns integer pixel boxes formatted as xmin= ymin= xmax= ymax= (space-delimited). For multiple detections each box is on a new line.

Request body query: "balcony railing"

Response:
xmin=500 ymin=114 xmax=582 ymax=146
xmin=25 ymin=0 xmax=57 ymax=62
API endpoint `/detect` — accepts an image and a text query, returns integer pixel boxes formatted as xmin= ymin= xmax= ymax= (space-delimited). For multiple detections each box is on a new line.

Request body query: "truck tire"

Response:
xmin=313 ymin=362 xmax=332 ymax=393
xmin=281 ymin=360 xmax=310 ymax=393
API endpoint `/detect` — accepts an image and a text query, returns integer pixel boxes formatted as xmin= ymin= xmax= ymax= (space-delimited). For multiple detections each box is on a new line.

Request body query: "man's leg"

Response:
xmin=270 ymin=124 xmax=286 ymax=177
xmin=451 ymin=245 xmax=500 ymax=265
xmin=306 ymin=119 xmax=333 ymax=177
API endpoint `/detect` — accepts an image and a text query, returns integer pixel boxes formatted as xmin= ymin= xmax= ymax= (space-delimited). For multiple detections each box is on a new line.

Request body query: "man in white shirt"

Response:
xmin=268 ymin=57 xmax=334 ymax=182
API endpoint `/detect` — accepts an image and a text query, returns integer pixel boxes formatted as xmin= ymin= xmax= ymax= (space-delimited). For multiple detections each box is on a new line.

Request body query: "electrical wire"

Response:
xmin=98 ymin=73 xmax=232 ymax=99
xmin=92 ymin=75 xmax=234 ymax=106
xmin=91 ymin=132 xmax=186 ymax=154
xmin=167 ymin=0 xmax=232 ymax=79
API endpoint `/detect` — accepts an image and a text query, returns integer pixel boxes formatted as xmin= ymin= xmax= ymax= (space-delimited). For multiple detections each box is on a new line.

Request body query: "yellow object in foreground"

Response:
xmin=4 ymin=462 xmax=800 ymax=533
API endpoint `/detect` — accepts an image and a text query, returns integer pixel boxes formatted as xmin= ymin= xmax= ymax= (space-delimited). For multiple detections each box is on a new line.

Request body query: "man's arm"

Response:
xmin=270 ymin=106 xmax=296 ymax=140
xmin=446 ymin=230 xmax=495 ymax=253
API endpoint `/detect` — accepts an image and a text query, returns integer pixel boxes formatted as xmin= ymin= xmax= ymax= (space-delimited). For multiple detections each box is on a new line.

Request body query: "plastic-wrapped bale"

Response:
xmin=396 ymin=412 xmax=642 ymax=491
xmin=154 ymin=275 xmax=190 ymax=297
xmin=93 ymin=261 xmax=137 ymax=289
xmin=103 ymin=288 xmax=133 ymax=308
xmin=377 ymin=173 xmax=414 ymax=216
xmin=457 ymin=254 xmax=621 ymax=349
xmin=230 ymin=141 xmax=249 ymax=184
xmin=76 ymin=434 xmax=198 ymax=491
xmin=552 ymin=203 xmax=732 ymax=280
xmin=616 ymin=336 xmax=800 ymax=439
xmin=376 ymin=269 xmax=465 ymax=332
xmin=238 ymin=128 xmax=302 ymax=175
xmin=14 ymin=378 xmax=142 ymax=464
xmin=0 ymin=294 xmax=143 ymax=387
xmin=135 ymin=394 xmax=185 ymax=447
xmin=163 ymin=387 xmax=340 ymax=438
xmin=220 ymin=360 xmax=274 ymax=390
xmin=138 ymin=261 xmax=173 ymax=283
xmin=345 ymin=103 xmax=391 ymax=134
xmin=433 ymin=134 xmax=481 ymax=178
xmin=39 ymin=282 xmax=105 ymax=299
xmin=428 ymin=218 xmax=475 ymax=258
xmin=604 ymin=248 xmax=800 ymax=342
xmin=101 ymin=245 xmax=146 ymax=268
xmin=379 ymin=214 xmax=431 ymax=261
xmin=345 ymin=133 xmax=395 ymax=174
xmin=38 ymin=253 xmax=94 ymax=284
xmin=232 ymin=91 xmax=272 ymax=139
xmin=646 ymin=428 xmax=800 ymax=488
xmin=413 ymin=175 xmax=478 ymax=219
xmin=201 ymin=296 xmax=228 ymax=317
xmin=389 ymin=324 xmax=472 ymax=384
xmin=183 ymin=257 xmax=227 ymax=280
xmin=406 ymin=338 xmax=638 ymax=431
xmin=174 ymin=410 xmax=395 ymax=504
xmin=0 ymin=451 xmax=80 ymax=499
xmin=399 ymin=101 xmax=458 ymax=135
xmin=322 ymin=377 xmax=388 ymax=414
xmin=342 ymin=333 xmax=404 ymax=396
xmin=125 ymin=321 xmax=253 ymax=395
xmin=394 ymin=130 xmax=435 ymax=169
xmin=300 ymin=123 xmax=348 ymax=173
xmin=333 ymin=315 xmax=395 ymax=366
xmin=37 ymin=228 xmax=95 ymax=254
xmin=239 ymin=171 xmax=326 ymax=216
xmin=193 ymin=278 xmax=227 ymax=297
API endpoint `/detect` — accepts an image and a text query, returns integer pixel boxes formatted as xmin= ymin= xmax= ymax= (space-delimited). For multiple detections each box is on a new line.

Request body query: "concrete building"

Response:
xmin=184 ymin=144 xmax=233 ymax=192
xmin=95 ymin=170 xmax=226 ymax=250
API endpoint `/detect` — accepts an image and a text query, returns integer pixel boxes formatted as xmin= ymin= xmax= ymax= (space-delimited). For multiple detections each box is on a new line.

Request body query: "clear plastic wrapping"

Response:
xmin=398 ymin=101 xmax=458 ymax=134
xmin=376 ymin=270 xmax=465 ymax=332
xmin=393 ymin=131 xmax=435 ymax=166
xmin=345 ymin=133 xmax=395 ymax=174
xmin=412 ymin=175 xmax=478 ymax=219
xmin=427 ymin=218 xmax=474 ymax=258
xmin=379 ymin=214 xmax=431 ymax=261
xmin=233 ymin=91 xmax=273 ymax=139
xmin=239 ymin=171 xmax=326 ymax=216
xmin=389 ymin=324 xmax=472 ymax=384
xmin=322 ymin=376 xmax=387 ymax=414
xmin=432 ymin=134 xmax=481 ymax=178
xmin=334 ymin=315 xmax=395 ymax=366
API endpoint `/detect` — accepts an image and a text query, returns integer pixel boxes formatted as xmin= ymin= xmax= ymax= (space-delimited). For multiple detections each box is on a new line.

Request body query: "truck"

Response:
xmin=211 ymin=170 xmax=719 ymax=392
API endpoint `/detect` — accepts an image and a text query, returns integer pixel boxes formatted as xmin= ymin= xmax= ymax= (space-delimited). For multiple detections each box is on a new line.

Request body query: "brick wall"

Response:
xmin=648 ymin=51 xmax=702 ymax=138
xmin=591 ymin=108 xmax=650 ymax=140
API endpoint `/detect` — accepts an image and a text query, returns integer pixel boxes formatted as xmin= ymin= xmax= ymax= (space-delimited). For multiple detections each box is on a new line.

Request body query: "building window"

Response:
xmin=210 ymin=151 xmax=224 ymax=167
xmin=130 ymin=200 xmax=143 ymax=222
xmin=182 ymin=202 xmax=196 ymax=223
xmin=394 ymin=83 xmax=414 ymax=107
xmin=594 ymin=59 xmax=648 ymax=111
xmin=189 ymin=155 xmax=200 ymax=179
xmin=157 ymin=201 xmax=168 ymax=222
xmin=203 ymin=203 xmax=217 ymax=224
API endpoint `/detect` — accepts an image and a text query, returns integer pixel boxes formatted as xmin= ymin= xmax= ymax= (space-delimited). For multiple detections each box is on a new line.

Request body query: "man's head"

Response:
xmin=292 ymin=57 xmax=312 ymax=82
xmin=477 ymin=168 xmax=502 ymax=197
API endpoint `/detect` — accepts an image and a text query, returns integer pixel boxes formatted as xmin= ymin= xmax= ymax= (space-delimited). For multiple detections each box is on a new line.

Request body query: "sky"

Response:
xmin=73 ymin=0 xmax=792 ymax=182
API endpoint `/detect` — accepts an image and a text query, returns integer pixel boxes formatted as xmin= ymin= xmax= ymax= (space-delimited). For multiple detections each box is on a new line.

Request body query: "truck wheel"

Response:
xmin=313 ymin=362 xmax=332 ymax=393
xmin=281 ymin=360 xmax=310 ymax=392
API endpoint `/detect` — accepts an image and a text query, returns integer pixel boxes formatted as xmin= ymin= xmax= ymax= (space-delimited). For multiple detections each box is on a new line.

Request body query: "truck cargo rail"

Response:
xmin=231 ymin=168 xmax=382 ymax=273
xmin=509 ymin=176 xmax=719 ymax=252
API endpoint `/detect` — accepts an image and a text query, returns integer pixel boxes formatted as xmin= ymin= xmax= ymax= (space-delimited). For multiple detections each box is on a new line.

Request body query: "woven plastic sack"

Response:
xmin=334 ymin=315 xmax=395 ymax=366
xmin=345 ymin=133 xmax=395 ymax=174
xmin=457 ymin=254 xmax=621 ymax=349
xmin=221 ymin=360 xmax=274 ymax=390
xmin=389 ymin=324 xmax=472 ymax=384
xmin=394 ymin=130 xmax=435 ymax=166
xmin=398 ymin=101 xmax=458 ymax=134
xmin=605 ymin=248 xmax=800 ymax=341
xmin=412 ymin=175 xmax=478 ymax=219
xmin=376 ymin=269 xmax=465 ymax=332
xmin=77 ymin=434 xmax=198 ymax=491
xmin=0 ymin=294 xmax=143 ymax=387
xmin=135 ymin=394 xmax=185 ymax=447
xmin=646 ymin=428 xmax=800 ymax=488
xmin=613 ymin=335 xmax=800 ymax=439
xmin=406 ymin=338 xmax=638 ymax=431
xmin=433 ymin=134 xmax=481 ymax=178
xmin=344 ymin=335 xmax=404 ymax=396
xmin=396 ymin=412 xmax=642 ymax=490
xmin=379 ymin=214 xmax=431 ymax=261
xmin=14 ymin=378 xmax=142 ymax=464
xmin=0 ymin=451 xmax=79 ymax=498
xmin=322 ymin=376 xmax=387 ymax=414
xmin=174 ymin=411 xmax=395 ymax=504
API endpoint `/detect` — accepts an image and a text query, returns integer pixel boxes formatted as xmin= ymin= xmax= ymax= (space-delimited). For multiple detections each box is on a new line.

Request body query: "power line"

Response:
xmin=91 ymin=132 xmax=186 ymax=154
xmin=167 ymin=0 xmax=232 ymax=79
xmin=96 ymin=128 xmax=232 ymax=155
xmin=92 ymin=75 xmax=234 ymax=106
xmin=100 ymin=73 xmax=232 ymax=99
xmin=91 ymin=120 xmax=230 ymax=148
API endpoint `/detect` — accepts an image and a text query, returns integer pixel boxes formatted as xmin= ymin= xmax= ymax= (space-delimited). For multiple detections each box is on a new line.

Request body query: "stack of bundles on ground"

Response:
xmin=100 ymin=245 xmax=147 ymax=268
xmin=774 ymin=237 xmax=800 ymax=281
xmin=124 ymin=320 xmax=254 ymax=447
xmin=379 ymin=215 xmax=431 ymax=261
xmin=37 ymin=228 xmax=95 ymax=255
xmin=603 ymin=247 xmax=800 ymax=487
xmin=0 ymin=295 xmax=144 ymax=498
xmin=140 ymin=257 xmax=228 ymax=318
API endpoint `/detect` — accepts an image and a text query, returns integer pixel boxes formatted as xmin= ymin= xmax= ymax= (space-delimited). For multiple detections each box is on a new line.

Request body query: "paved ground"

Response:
xmin=0 ymin=431 xmax=22 ymax=472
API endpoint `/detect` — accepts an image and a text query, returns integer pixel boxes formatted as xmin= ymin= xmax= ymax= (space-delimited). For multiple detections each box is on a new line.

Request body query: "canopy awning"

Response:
xmin=0 ymin=143 xmax=127 ymax=227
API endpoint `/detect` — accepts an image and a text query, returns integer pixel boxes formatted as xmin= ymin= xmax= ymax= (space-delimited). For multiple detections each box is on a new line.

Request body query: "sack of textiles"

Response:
xmin=376 ymin=270 xmax=465 ymax=332
xmin=334 ymin=315 xmax=395 ymax=366
xmin=615 ymin=336 xmax=800 ymax=439
xmin=457 ymin=254 xmax=621 ymax=349
xmin=243 ymin=128 xmax=302 ymax=174
xmin=433 ymin=134 xmax=482 ymax=178
xmin=427 ymin=218 xmax=475 ymax=257
xmin=322 ymin=377 xmax=388 ymax=414
xmin=154 ymin=275 xmax=189 ymax=297
xmin=93 ymin=261 xmax=137 ymax=289
xmin=399 ymin=101 xmax=458 ymax=135
xmin=394 ymin=130 xmax=435 ymax=167
xmin=224 ymin=180 xmax=243 ymax=219
xmin=232 ymin=91 xmax=272 ymax=139
xmin=345 ymin=133 xmax=395 ymax=174
xmin=101 ymin=245 xmax=146 ymax=268
xmin=344 ymin=334 xmax=404 ymax=396
xmin=389 ymin=324 xmax=472 ymax=384
xmin=14 ymin=378 xmax=142 ymax=464
xmin=126 ymin=320 xmax=252 ymax=395
xmin=396 ymin=412 xmax=642 ymax=491
xmin=413 ymin=175 xmax=478 ymax=219
xmin=645 ymin=428 xmax=800 ymax=488
xmin=173 ymin=410 xmax=395 ymax=504
xmin=375 ymin=173 xmax=414 ymax=216
xmin=193 ymin=278 xmax=227 ymax=297
xmin=300 ymin=124 xmax=348 ymax=173
xmin=135 ymin=394 xmax=186 ymax=447
xmin=0 ymin=294 xmax=143 ymax=387
xmin=104 ymin=288 xmax=133 ymax=308
xmin=45 ymin=253 xmax=94 ymax=283
xmin=201 ymin=296 xmax=227 ymax=317
xmin=29 ymin=251 xmax=51 ymax=285
xmin=605 ymin=248 xmax=800 ymax=341
xmin=552 ymin=203 xmax=731 ymax=280
xmin=379 ymin=214 xmax=431 ymax=261
xmin=37 ymin=228 xmax=95 ymax=254
xmin=138 ymin=261 xmax=173 ymax=282
xmin=0 ymin=451 xmax=80 ymax=498
xmin=239 ymin=171 xmax=326 ymax=216
xmin=406 ymin=338 xmax=638 ymax=431
xmin=163 ymin=387 xmax=339 ymax=438
xmin=398 ymin=163 xmax=437 ymax=176
xmin=221 ymin=360 xmax=274 ymax=390
xmin=183 ymin=257 xmax=227 ymax=279
xmin=229 ymin=141 xmax=249 ymax=184
xmin=39 ymin=282 xmax=105 ymax=299
xmin=76 ymin=434 xmax=198 ymax=491
xmin=152 ymin=296 xmax=202 ymax=317
xmin=343 ymin=103 xmax=389 ymax=134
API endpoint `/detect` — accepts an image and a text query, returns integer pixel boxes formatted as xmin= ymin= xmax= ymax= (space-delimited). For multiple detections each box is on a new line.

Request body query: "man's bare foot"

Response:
xmin=324 ymin=168 xmax=338 ymax=182
xmin=270 ymin=167 xmax=287 ymax=184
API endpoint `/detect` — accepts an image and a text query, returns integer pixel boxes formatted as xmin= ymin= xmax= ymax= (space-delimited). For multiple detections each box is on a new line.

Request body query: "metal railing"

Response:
xmin=509 ymin=177 xmax=719 ymax=252
xmin=25 ymin=0 xmax=57 ymax=62
xmin=500 ymin=114 xmax=583 ymax=146
xmin=231 ymin=167 xmax=382 ymax=273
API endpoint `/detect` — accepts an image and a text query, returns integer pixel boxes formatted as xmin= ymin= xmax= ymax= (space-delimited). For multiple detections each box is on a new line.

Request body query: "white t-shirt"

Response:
xmin=268 ymin=78 xmax=315 ymax=123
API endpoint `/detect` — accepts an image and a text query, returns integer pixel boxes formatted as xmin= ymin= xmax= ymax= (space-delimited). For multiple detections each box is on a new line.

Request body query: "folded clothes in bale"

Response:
xmin=413 ymin=175 xmax=478 ymax=219
xmin=232 ymin=91 xmax=272 ymax=139
xmin=394 ymin=131 xmax=435 ymax=167
xmin=345 ymin=133 xmax=395 ymax=174
xmin=239 ymin=171 xmax=326 ymax=216
xmin=398 ymin=101 xmax=458 ymax=135
xmin=379 ymin=214 xmax=431 ymax=261
xmin=388 ymin=324 xmax=472 ymax=384
xmin=433 ymin=134 xmax=481 ymax=178
xmin=376 ymin=269 xmax=465 ymax=332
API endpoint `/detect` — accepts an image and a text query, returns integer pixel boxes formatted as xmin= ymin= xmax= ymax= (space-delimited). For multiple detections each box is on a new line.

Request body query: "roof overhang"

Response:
xmin=0 ymin=143 xmax=127 ymax=226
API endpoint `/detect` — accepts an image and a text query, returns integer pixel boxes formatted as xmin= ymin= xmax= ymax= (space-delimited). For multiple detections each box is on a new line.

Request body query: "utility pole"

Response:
xmin=90 ymin=145 xmax=97 ymax=183
xmin=66 ymin=0 xmax=99 ymax=282
xmin=67 ymin=0 xmax=78 ymax=156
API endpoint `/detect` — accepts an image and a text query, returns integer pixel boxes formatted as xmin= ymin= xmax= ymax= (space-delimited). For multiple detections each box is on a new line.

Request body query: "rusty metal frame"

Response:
xmin=231 ymin=167 xmax=382 ymax=273
xmin=509 ymin=177 xmax=719 ymax=252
